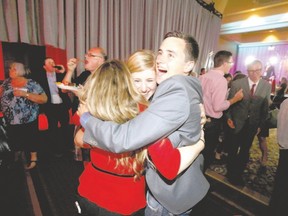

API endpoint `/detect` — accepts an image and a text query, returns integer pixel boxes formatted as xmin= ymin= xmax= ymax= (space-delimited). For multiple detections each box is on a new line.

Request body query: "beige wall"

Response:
xmin=217 ymin=37 xmax=238 ymax=56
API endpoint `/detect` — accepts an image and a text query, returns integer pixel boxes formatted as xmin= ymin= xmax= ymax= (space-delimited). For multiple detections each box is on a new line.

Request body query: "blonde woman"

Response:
xmin=0 ymin=62 xmax=47 ymax=169
xmin=75 ymin=60 xmax=148 ymax=215
xmin=127 ymin=50 xmax=157 ymax=101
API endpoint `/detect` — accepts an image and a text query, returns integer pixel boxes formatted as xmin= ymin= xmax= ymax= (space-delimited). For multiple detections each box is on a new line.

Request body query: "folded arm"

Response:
xmin=148 ymin=132 xmax=204 ymax=180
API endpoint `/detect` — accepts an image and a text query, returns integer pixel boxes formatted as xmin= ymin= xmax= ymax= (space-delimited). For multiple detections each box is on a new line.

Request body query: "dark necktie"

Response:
xmin=250 ymin=84 xmax=256 ymax=96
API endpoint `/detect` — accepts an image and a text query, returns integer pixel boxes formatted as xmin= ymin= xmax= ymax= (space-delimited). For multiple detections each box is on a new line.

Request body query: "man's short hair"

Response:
xmin=43 ymin=57 xmax=53 ymax=66
xmin=213 ymin=50 xmax=232 ymax=68
xmin=164 ymin=31 xmax=199 ymax=62
xmin=89 ymin=47 xmax=108 ymax=61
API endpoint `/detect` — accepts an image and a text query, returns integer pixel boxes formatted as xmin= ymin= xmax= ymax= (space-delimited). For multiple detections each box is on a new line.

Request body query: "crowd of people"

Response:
xmin=0 ymin=30 xmax=287 ymax=215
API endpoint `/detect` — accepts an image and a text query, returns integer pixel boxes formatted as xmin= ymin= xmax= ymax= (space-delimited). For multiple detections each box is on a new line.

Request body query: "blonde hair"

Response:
xmin=79 ymin=59 xmax=148 ymax=179
xmin=127 ymin=50 xmax=156 ymax=74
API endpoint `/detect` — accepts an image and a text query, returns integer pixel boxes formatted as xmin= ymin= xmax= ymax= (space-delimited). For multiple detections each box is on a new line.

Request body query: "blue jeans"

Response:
xmin=75 ymin=194 xmax=145 ymax=216
xmin=145 ymin=192 xmax=191 ymax=216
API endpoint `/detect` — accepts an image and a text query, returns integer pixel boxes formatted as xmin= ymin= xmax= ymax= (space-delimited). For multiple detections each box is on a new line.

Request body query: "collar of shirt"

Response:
xmin=248 ymin=78 xmax=259 ymax=89
xmin=46 ymin=71 xmax=56 ymax=78
xmin=46 ymin=71 xmax=62 ymax=104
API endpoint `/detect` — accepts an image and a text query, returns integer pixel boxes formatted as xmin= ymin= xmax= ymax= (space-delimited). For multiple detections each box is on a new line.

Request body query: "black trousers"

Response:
xmin=45 ymin=103 xmax=71 ymax=154
xmin=269 ymin=149 xmax=288 ymax=214
xmin=7 ymin=120 xmax=39 ymax=152
xmin=226 ymin=120 xmax=258 ymax=179
xmin=75 ymin=195 xmax=145 ymax=216
xmin=203 ymin=117 xmax=222 ymax=171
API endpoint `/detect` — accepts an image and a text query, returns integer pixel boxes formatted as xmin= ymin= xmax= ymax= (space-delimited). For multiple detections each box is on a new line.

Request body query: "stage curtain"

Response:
xmin=0 ymin=0 xmax=221 ymax=75
xmin=0 ymin=42 xmax=4 ymax=80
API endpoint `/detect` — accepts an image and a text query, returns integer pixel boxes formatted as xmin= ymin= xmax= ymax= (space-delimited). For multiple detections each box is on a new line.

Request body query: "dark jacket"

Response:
xmin=36 ymin=70 xmax=71 ymax=113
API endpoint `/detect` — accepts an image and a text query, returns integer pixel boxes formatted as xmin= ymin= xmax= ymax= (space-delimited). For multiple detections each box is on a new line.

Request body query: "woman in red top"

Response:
xmin=75 ymin=60 xmax=148 ymax=216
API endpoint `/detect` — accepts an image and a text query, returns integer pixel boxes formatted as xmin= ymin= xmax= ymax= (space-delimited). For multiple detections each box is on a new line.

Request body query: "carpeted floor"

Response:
xmin=0 ymin=161 xmax=33 ymax=216
xmin=209 ymin=128 xmax=279 ymax=200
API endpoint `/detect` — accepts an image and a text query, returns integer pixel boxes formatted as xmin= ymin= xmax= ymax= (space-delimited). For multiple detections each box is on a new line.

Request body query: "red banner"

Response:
xmin=45 ymin=45 xmax=67 ymax=71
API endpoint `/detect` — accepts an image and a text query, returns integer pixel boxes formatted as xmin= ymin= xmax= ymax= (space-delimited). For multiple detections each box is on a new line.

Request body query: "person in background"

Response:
xmin=214 ymin=72 xmax=233 ymax=163
xmin=224 ymin=73 xmax=233 ymax=89
xmin=199 ymin=50 xmax=243 ymax=170
xmin=233 ymin=70 xmax=246 ymax=81
xmin=263 ymin=62 xmax=275 ymax=81
xmin=78 ymin=31 xmax=209 ymax=215
xmin=225 ymin=59 xmax=271 ymax=186
xmin=74 ymin=60 xmax=148 ymax=215
xmin=200 ymin=67 xmax=206 ymax=76
xmin=63 ymin=47 xmax=107 ymax=114
xmin=215 ymin=72 xmax=248 ymax=164
xmin=271 ymin=77 xmax=288 ymax=109
xmin=256 ymin=82 xmax=273 ymax=173
xmin=269 ymin=98 xmax=288 ymax=215
xmin=277 ymin=77 xmax=288 ymax=94
xmin=0 ymin=62 xmax=47 ymax=169
xmin=63 ymin=47 xmax=107 ymax=163
xmin=256 ymin=77 xmax=285 ymax=172
xmin=37 ymin=57 xmax=71 ymax=157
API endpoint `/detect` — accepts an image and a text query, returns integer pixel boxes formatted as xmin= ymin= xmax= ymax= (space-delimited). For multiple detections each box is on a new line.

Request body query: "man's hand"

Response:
xmin=227 ymin=118 xmax=235 ymax=129
xmin=229 ymin=88 xmax=244 ymax=105
xmin=67 ymin=58 xmax=78 ymax=72
xmin=234 ymin=88 xmax=244 ymax=102
xmin=77 ymin=102 xmax=88 ymax=117
xmin=70 ymin=84 xmax=83 ymax=96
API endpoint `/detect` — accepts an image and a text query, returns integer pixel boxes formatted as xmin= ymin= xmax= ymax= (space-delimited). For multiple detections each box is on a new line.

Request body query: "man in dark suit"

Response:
xmin=226 ymin=59 xmax=271 ymax=186
xmin=37 ymin=57 xmax=72 ymax=157
xmin=78 ymin=31 xmax=209 ymax=215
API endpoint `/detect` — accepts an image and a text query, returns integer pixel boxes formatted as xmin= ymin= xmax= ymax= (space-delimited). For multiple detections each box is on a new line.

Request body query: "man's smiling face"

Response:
xmin=156 ymin=37 xmax=194 ymax=84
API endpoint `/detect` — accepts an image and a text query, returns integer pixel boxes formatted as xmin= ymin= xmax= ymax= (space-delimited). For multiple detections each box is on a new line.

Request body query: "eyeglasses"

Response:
xmin=85 ymin=53 xmax=104 ymax=59
xmin=248 ymin=69 xmax=262 ymax=73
